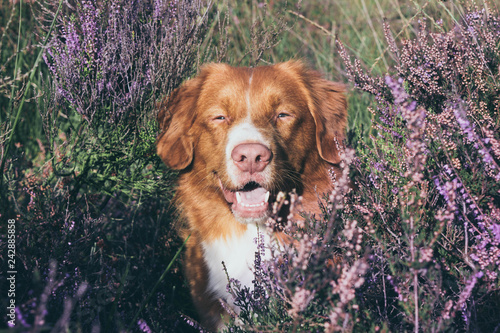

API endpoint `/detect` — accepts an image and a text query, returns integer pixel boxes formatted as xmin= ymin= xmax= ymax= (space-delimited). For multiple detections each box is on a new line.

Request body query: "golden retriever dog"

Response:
xmin=156 ymin=61 xmax=347 ymax=330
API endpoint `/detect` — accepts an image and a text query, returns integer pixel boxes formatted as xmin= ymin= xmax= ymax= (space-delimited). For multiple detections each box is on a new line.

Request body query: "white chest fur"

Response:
xmin=201 ymin=224 xmax=271 ymax=306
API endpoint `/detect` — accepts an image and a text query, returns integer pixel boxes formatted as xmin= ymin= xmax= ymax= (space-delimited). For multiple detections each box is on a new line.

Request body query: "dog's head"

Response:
xmin=157 ymin=61 xmax=346 ymax=224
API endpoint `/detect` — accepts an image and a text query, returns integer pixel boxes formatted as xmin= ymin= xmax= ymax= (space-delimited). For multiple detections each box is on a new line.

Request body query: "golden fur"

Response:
xmin=156 ymin=61 xmax=347 ymax=330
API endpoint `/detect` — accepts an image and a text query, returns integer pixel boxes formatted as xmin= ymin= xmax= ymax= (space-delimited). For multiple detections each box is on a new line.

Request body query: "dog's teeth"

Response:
xmin=264 ymin=191 xmax=270 ymax=203
xmin=236 ymin=192 xmax=242 ymax=203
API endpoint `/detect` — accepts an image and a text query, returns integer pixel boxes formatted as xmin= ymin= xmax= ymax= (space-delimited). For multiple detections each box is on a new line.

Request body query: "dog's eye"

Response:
xmin=277 ymin=112 xmax=290 ymax=119
xmin=213 ymin=115 xmax=227 ymax=121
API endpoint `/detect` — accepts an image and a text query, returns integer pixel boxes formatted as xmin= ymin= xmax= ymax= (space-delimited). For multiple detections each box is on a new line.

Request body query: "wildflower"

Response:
xmin=137 ymin=319 xmax=152 ymax=333
xmin=44 ymin=0 xmax=206 ymax=125
xmin=288 ymin=287 xmax=315 ymax=318
xmin=419 ymin=248 xmax=433 ymax=263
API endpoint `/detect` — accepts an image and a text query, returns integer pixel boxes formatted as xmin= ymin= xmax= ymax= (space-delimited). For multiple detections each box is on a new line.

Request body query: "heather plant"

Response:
xmin=1 ymin=0 xmax=216 ymax=331
xmin=213 ymin=3 xmax=500 ymax=333
xmin=41 ymin=0 xmax=209 ymax=197
xmin=2 ymin=0 xmax=300 ymax=330
xmin=337 ymin=5 xmax=499 ymax=332
xmin=3 ymin=0 xmax=500 ymax=332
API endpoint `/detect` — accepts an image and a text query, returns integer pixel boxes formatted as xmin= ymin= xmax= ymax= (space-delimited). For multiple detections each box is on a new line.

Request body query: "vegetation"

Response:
xmin=1 ymin=0 xmax=498 ymax=332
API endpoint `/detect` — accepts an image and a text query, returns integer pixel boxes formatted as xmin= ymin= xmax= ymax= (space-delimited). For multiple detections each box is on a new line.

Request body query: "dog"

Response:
xmin=156 ymin=61 xmax=347 ymax=330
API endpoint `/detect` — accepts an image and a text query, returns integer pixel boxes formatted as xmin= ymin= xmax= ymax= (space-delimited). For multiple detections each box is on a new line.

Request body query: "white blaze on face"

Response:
xmin=225 ymin=119 xmax=271 ymax=186
xmin=220 ymin=72 xmax=274 ymax=224
xmin=225 ymin=72 xmax=271 ymax=187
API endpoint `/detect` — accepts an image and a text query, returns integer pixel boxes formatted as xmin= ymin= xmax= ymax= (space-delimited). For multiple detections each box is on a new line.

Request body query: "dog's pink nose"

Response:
xmin=231 ymin=143 xmax=272 ymax=174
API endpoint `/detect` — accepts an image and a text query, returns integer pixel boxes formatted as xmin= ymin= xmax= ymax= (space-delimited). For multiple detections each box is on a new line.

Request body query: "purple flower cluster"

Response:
xmin=7 ymin=0 xmax=499 ymax=331
xmin=44 ymin=0 xmax=206 ymax=125
xmin=336 ymin=6 xmax=500 ymax=331
xmin=6 ymin=1 xmax=212 ymax=330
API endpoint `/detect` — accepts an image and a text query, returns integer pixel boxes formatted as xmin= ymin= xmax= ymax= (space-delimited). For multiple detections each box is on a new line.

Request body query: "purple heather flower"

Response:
xmin=385 ymin=76 xmax=409 ymax=105
xmin=64 ymin=21 xmax=80 ymax=57
xmin=373 ymin=162 xmax=384 ymax=172
xmin=44 ymin=0 xmax=202 ymax=125
xmin=490 ymin=223 xmax=500 ymax=243
xmin=15 ymin=307 xmax=31 ymax=328
xmin=137 ymin=319 xmax=152 ymax=333
xmin=81 ymin=0 xmax=98 ymax=62
xmin=453 ymin=104 xmax=475 ymax=142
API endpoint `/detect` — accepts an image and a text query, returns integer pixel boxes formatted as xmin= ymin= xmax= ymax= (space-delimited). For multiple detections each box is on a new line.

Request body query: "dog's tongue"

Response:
xmin=218 ymin=179 xmax=270 ymax=218
xmin=237 ymin=187 xmax=268 ymax=205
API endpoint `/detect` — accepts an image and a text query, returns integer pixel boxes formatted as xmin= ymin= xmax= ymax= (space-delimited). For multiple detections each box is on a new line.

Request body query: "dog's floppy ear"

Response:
xmin=156 ymin=77 xmax=201 ymax=170
xmin=295 ymin=62 xmax=347 ymax=164
xmin=309 ymin=78 xmax=347 ymax=164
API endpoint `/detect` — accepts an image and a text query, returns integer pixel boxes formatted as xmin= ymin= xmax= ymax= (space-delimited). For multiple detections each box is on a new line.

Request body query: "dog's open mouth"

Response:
xmin=219 ymin=179 xmax=270 ymax=219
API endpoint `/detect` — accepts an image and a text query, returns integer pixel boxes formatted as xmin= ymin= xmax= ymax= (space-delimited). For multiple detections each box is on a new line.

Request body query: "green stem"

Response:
xmin=8 ymin=0 xmax=22 ymax=115
xmin=0 ymin=0 xmax=64 ymax=197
